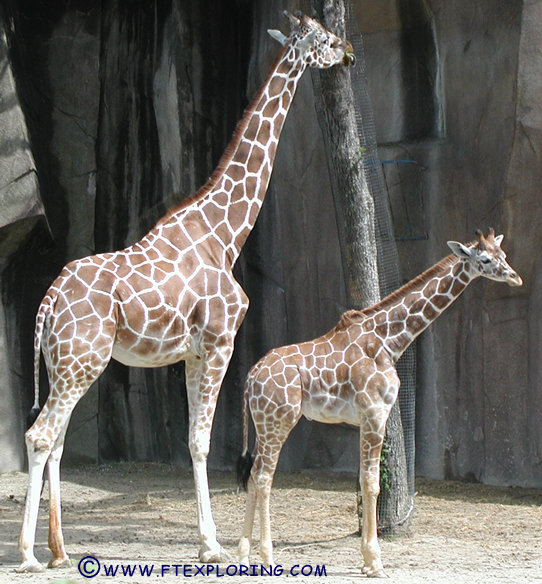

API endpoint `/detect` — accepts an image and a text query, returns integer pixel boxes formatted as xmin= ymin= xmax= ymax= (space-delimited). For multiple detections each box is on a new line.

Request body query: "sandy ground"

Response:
xmin=1 ymin=462 xmax=541 ymax=584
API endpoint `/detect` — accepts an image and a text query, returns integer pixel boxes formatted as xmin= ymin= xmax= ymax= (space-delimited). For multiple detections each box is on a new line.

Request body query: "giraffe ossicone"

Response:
xmin=237 ymin=229 xmax=521 ymax=578
xmin=16 ymin=12 xmax=354 ymax=574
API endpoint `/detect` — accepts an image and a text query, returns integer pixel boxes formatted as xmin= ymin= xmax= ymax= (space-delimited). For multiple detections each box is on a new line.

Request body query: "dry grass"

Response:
xmin=1 ymin=463 xmax=541 ymax=583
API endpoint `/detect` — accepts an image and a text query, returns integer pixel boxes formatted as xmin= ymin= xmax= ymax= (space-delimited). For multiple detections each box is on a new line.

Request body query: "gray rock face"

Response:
xmin=0 ymin=26 xmax=45 ymax=473
xmin=0 ymin=0 xmax=539 ymax=487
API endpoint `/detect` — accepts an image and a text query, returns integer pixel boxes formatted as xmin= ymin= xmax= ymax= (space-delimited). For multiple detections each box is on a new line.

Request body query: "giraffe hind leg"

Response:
xmin=18 ymin=345 xmax=114 ymax=570
xmin=17 ymin=399 xmax=84 ymax=572
xmin=16 ymin=437 xmax=50 ymax=573
xmin=251 ymin=441 xmax=284 ymax=567
xmin=47 ymin=431 xmax=71 ymax=569
xmin=244 ymin=364 xmax=302 ymax=567
xmin=237 ymin=447 xmax=256 ymax=564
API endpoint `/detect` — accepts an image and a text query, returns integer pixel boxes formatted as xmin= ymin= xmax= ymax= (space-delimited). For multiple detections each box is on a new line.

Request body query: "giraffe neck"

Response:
xmin=161 ymin=45 xmax=307 ymax=265
xmin=365 ymin=255 xmax=477 ymax=361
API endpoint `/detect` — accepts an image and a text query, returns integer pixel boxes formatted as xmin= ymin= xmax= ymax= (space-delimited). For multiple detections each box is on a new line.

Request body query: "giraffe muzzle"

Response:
xmin=508 ymin=271 xmax=523 ymax=287
xmin=343 ymin=42 xmax=355 ymax=66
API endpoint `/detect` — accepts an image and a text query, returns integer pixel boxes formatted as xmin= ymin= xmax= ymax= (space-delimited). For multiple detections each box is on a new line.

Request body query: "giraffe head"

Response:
xmin=447 ymin=228 xmax=523 ymax=286
xmin=268 ymin=11 xmax=355 ymax=69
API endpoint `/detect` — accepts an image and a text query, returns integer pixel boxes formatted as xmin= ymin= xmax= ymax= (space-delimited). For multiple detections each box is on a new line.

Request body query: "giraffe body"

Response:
xmin=17 ymin=12 xmax=354 ymax=573
xmin=238 ymin=230 xmax=522 ymax=577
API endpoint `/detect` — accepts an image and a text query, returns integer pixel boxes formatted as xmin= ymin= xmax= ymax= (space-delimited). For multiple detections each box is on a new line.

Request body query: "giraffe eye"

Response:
xmin=480 ymin=257 xmax=491 ymax=264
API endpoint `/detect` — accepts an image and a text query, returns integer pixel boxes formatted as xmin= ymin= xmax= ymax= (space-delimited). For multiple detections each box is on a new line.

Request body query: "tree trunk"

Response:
xmin=311 ymin=0 xmax=412 ymax=535
xmin=310 ymin=0 xmax=379 ymax=310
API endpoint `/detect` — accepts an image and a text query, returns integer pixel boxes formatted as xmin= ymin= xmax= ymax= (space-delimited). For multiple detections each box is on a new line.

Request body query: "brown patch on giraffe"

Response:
xmin=69 ymin=300 xmax=92 ymax=320
xmin=211 ymin=191 xmax=230 ymax=212
xmin=153 ymin=236 xmax=185 ymax=260
xmin=459 ymin=267 xmax=471 ymax=283
xmin=335 ymin=362 xmax=349 ymax=383
xmin=433 ymin=294 xmax=449 ymax=310
xmin=423 ymin=279 xmax=439 ymax=298
xmin=235 ymin=140 xmax=251 ymax=165
xmin=262 ymin=97 xmax=280 ymax=118
xmin=145 ymin=247 xmax=160 ymax=261
xmin=389 ymin=322 xmax=404 ymax=336
xmin=135 ymin=262 xmax=153 ymax=279
xmin=130 ymin=253 xmax=148 ymax=267
xmin=409 ymin=296 xmax=426 ymax=314
xmin=364 ymin=338 xmax=380 ymax=360
xmin=438 ymin=277 xmax=452 ymax=294
xmin=362 ymin=317 xmax=376 ymax=333
xmin=244 ymin=117 xmax=259 ymax=142
xmin=201 ymin=201 xmax=225 ymax=225
xmin=229 ymin=201 xmax=249 ymax=232
xmin=451 ymin=278 xmax=465 ymax=296
xmin=247 ymin=202 xmax=260 ymax=227
xmin=247 ymin=146 xmax=266 ymax=174
xmin=406 ymin=314 xmax=425 ymax=334
xmin=388 ymin=306 xmax=406 ymax=323
xmin=321 ymin=367 xmax=337 ymax=388
xmin=423 ymin=303 xmax=438 ymax=320
xmin=343 ymin=343 xmax=362 ymax=366
xmin=375 ymin=323 xmax=389 ymax=338
xmin=268 ymin=74 xmax=287 ymax=98
xmin=225 ymin=163 xmax=245 ymax=183
xmin=257 ymin=120 xmax=272 ymax=146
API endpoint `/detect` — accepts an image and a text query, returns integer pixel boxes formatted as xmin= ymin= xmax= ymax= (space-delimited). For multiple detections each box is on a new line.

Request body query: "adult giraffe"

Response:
xmin=237 ymin=229 xmax=522 ymax=577
xmin=17 ymin=11 xmax=355 ymax=573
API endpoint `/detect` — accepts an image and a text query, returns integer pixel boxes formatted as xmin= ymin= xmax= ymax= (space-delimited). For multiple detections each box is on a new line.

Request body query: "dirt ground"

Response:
xmin=1 ymin=462 xmax=541 ymax=584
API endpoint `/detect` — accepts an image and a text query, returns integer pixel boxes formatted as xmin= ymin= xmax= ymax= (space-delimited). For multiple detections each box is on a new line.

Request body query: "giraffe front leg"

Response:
xmin=190 ymin=433 xmax=221 ymax=563
xmin=359 ymin=468 xmax=386 ymax=578
xmin=186 ymin=352 xmax=233 ymax=563
xmin=359 ymin=424 xmax=387 ymax=578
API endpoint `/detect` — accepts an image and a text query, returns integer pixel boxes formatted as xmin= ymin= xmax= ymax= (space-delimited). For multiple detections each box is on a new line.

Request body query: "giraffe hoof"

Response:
xmin=15 ymin=560 xmax=46 ymax=573
xmin=199 ymin=545 xmax=223 ymax=563
xmin=48 ymin=556 xmax=72 ymax=569
xmin=362 ymin=566 xmax=388 ymax=578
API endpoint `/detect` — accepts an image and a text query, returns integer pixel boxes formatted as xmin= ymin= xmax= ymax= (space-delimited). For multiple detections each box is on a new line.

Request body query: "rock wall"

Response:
xmin=360 ymin=0 xmax=537 ymax=486
xmin=0 ymin=25 xmax=44 ymax=472
xmin=0 ymin=0 xmax=539 ymax=487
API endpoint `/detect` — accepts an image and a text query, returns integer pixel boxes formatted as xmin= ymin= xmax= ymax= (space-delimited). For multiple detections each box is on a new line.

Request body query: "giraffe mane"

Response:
xmin=156 ymin=46 xmax=290 ymax=227
xmin=363 ymin=254 xmax=463 ymax=317
xmin=336 ymin=245 xmax=480 ymax=330
xmin=336 ymin=309 xmax=365 ymax=328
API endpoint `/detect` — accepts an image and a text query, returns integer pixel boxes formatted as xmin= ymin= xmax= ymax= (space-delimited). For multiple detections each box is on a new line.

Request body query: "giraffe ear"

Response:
xmin=447 ymin=241 xmax=474 ymax=259
xmin=297 ymin=30 xmax=317 ymax=54
xmin=494 ymin=234 xmax=504 ymax=246
xmin=267 ymin=29 xmax=288 ymax=46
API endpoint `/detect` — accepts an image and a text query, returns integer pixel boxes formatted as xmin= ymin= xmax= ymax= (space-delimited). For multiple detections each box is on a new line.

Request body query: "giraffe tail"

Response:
xmin=27 ymin=296 xmax=51 ymax=428
xmin=236 ymin=375 xmax=254 ymax=491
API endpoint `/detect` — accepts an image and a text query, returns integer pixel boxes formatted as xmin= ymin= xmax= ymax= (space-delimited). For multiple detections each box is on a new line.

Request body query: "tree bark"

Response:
xmin=310 ymin=0 xmax=379 ymax=310
xmin=311 ymin=0 xmax=412 ymax=535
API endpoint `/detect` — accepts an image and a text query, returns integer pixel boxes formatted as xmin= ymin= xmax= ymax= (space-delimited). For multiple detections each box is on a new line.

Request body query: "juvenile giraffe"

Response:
xmin=16 ymin=12 xmax=354 ymax=573
xmin=237 ymin=229 xmax=522 ymax=577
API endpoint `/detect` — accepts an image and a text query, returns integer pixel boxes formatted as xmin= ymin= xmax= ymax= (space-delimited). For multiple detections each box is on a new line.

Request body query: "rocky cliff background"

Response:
xmin=0 ymin=0 xmax=538 ymax=488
